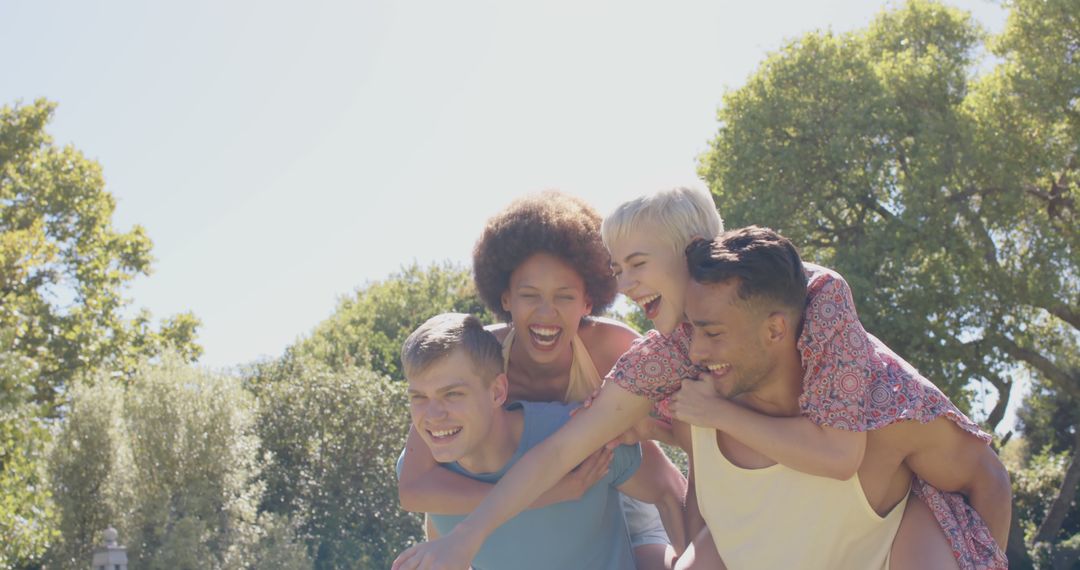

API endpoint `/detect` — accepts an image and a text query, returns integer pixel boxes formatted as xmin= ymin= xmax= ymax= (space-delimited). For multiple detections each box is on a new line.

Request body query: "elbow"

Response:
xmin=823 ymin=449 xmax=863 ymax=481
xmin=976 ymin=454 xmax=1012 ymax=504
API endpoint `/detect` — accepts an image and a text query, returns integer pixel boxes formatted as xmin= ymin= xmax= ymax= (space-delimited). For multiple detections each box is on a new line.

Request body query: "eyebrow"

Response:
xmin=621 ymin=252 xmax=648 ymax=263
xmin=408 ymin=381 xmax=470 ymax=396
xmin=691 ymin=319 xmax=722 ymax=328
xmin=516 ymin=284 xmax=578 ymax=292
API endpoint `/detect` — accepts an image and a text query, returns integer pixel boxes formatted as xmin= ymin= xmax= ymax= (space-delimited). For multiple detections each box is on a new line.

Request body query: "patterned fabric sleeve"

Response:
xmin=796 ymin=264 xmax=874 ymax=431
xmin=606 ymin=323 xmax=698 ymax=406
xmin=914 ymin=478 xmax=1009 ymax=570
xmin=796 ymin=264 xmax=1004 ymax=569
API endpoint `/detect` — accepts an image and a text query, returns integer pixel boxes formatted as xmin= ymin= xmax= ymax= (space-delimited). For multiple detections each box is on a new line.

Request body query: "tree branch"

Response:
xmin=1046 ymin=303 xmax=1080 ymax=333
xmin=995 ymin=335 xmax=1080 ymax=400
xmin=983 ymin=374 xmax=1012 ymax=432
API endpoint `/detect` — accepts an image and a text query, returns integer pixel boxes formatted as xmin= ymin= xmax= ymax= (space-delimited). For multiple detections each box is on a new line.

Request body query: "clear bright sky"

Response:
xmin=2 ymin=0 xmax=1018 ymax=424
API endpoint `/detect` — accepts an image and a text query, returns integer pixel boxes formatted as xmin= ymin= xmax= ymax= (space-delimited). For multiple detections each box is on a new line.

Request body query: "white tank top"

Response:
xmin=690 ymin=425 xmax=909 ymax=570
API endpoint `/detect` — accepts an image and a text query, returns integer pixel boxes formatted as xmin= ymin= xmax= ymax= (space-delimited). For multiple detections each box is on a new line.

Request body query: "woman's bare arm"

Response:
xmin=399 ymin=425 xmax=615 ymax=514
xmin=392 ymin=382 xmax=654 ymax=570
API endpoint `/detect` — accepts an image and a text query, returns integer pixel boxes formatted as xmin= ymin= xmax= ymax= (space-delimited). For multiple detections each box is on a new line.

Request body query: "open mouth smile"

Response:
xmin=706 ymin=363 xmax=731 ymax=377
xmin=528 ymin=325 xmax=562 ymax=348
xmin=427 ymin=427 xmax=462 ymax=442
xmin=635 ymin=294 xmax=662 ymax=320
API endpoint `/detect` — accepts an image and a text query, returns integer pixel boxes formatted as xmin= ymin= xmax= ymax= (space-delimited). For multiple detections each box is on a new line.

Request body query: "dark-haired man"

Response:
xmin=669 ymin=226 xmax=1011 ymax=569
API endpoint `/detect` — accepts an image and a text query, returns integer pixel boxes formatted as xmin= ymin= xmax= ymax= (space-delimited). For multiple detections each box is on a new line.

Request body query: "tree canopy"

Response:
xmin=698 ymin=0 xmax=1077 ymax=563
xmin=0 ymin=99 xmax=202 ymax=408
xmin=1 ymin=99 xmax=203 ymax=568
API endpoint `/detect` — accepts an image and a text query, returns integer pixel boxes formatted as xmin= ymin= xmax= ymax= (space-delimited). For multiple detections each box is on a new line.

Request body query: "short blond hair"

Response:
xmin=401 ymin=313 xmax=503 ymax=383
xmin=601 ymin=187 xmax=724 ymax=253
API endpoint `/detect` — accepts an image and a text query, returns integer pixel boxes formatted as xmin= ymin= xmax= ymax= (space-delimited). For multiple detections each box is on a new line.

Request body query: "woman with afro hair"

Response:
xmin=397 ymin=191 xmax=685 ymax=570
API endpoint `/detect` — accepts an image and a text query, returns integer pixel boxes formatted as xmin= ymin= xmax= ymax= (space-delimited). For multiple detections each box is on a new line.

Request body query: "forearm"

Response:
xmin=621 ymin=441 xmax=689 ymax=553
xmin=400 ymin=463 xmax=498 ymax=515
xmin=399 ymin=426 xmax=496 ymax=515
xmin=450 ymin=385 xmax=652 ymax=544
xmin=685 ymin=469 xmax=705 ymax=542
xmin=656 ymin=494 xmax=687 ymax=556
xmin=711 ymin=400 xmax=864 ymax=479
xmin=400 ymin=442 xmax=589 ymax=513
xmin=452 ymin=429 xmax=595 ymax=543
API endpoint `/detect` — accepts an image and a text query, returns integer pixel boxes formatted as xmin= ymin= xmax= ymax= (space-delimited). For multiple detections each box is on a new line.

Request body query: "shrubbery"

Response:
xmin=47 ymin=355 xmax=311 ymax=570
xmin=253 ymin=358 xmax=421 ymax=569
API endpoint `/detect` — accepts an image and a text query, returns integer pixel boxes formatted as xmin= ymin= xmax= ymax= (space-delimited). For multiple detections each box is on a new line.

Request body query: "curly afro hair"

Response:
xmin=473 ymin=191 xmax=618 ymax=322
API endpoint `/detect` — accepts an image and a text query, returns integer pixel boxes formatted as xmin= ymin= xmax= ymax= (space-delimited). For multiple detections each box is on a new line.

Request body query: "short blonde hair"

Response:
xmin=601 ymin=187 xmax=724 ymax=253
xmin=401 ymin=313 xmax=503 ymax=383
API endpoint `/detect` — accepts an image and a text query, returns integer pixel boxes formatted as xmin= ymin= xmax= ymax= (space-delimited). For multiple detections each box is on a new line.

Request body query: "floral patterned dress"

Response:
xmin=607 ymin=263 xmax=1007 ymax=570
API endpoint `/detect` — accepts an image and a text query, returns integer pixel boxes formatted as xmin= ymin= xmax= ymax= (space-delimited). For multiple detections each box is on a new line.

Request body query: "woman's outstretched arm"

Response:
xmin=392 ymin=382 xmax=654 ymax=570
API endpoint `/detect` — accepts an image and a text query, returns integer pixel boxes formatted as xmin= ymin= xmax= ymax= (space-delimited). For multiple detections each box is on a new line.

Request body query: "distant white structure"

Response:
xmin=91 ymin=527 xmax=128 ymax=570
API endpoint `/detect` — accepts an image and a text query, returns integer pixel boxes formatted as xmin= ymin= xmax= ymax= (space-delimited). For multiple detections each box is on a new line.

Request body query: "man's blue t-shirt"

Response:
xmin=398 ymin=401 xmax=642 ymax=570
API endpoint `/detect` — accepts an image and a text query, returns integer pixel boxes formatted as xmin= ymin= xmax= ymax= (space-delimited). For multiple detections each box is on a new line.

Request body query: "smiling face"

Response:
xmin=407 ymin=349 xmax=507 ymax=464
xmin=684 ymin=278 xmax=777 ymax=399
xmin=608 ymin=225 xmax=690 ymax=335
xmin=501 ymin=252 xmax=592 ymax=364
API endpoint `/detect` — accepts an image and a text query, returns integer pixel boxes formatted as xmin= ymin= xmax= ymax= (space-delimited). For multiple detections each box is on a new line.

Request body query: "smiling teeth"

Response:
xmin=529 ymin=326 xmax=560 ymax=346
xmin=430 ymin=427 xmax=462 ymax=439
xmin=635 ymin=294 xmax=660 ymax=307
xmin=708 ymin=363 xmax=731 ymax=373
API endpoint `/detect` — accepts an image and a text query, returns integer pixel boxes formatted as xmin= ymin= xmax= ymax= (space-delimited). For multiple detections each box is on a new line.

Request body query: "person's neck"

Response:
xmin=734 ymin=348 xmax=804 ymax=417
xmin=457 ymin=406 xmax=524 ymax=474
xmin=509 ymin=331 xmax=574 ymax=383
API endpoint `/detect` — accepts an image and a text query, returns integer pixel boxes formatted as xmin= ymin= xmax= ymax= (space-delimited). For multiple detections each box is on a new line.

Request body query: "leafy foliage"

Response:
xmin=0 ymin=99 xmax=204 ymax=568
xmin=0 ymin=330 xmax=55 ymax=569
xmin=0 ymin=99 xmax=203 ymax=408
xmin=47 ymin=355 xmax=309 ymax=570
xmin=292 ymin=262 xmax=491 ymax=381
xmin=697 ymin=0 xmax=1079 ymax=562
xmin=698 ymin=0 xmax=1078 ymax=422
xmin=253 ymin=358 xmax=422 ymax=569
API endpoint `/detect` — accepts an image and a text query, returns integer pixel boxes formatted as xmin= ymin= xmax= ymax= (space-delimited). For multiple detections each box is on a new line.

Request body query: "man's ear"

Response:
xmin=764 ymin=311 xmax=791 ymax=344
xmin=491 ymin=373 xmax=510 ymax=406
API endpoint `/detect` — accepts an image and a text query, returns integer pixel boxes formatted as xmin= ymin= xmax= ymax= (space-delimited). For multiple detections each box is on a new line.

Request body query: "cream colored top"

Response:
xmin=690 ymin=425 xmax=909 ymax=570
xmin=501 ymin=327 xmax=602 ymax=404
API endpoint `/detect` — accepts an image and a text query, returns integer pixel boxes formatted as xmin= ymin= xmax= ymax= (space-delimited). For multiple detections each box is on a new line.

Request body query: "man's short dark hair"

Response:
xmin=685 ymin=226 xmax=808 ymax=314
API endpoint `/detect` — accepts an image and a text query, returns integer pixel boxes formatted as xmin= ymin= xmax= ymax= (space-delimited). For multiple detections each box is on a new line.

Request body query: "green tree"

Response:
xmin=290 ymin=262 xmax=490 ymax=380
xmin=47 ymin=356 xmax=307 ymax=570
xmin=0 ymin=333 xmax=55 ymax=569
xmin=2 ymin=99 xmax=203 ymax=568
xmin=697 ymin=0 xmax=1077 ymax=563
xmin=1 ymin=99 xmax=202 ymax=409
xmin=253 ymin=358 xmax=421 ymax=569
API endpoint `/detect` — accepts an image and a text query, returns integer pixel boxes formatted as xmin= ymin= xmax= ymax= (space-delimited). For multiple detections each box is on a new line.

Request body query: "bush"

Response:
xmin=48 ymin=355 xmax=309 ymax=569
xmin=254 ymin=358 xmax=421 ymax=569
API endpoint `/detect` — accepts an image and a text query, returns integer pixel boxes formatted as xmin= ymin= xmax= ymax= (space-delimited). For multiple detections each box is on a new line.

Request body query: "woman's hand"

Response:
xmin=392 ymin=532 xmax=481 ymax=570
xmin=668 ymin=378 xmax=728 ymax=430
